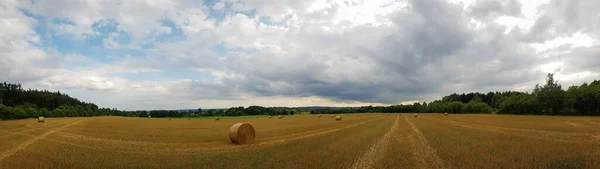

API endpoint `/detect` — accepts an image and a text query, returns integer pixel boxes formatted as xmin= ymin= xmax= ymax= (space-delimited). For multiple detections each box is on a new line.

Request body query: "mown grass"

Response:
xmin=0 ymin=116 xmax=390 ymax=168
xmin=2 ymin=113 xmax=600 ymax=169
xmin=412 ymin=113 xmax=600 ymax=169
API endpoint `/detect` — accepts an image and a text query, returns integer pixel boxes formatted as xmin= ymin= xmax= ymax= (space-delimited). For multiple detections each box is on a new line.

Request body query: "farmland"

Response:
xmin=1 ymin=114 xmax=599 ymax=169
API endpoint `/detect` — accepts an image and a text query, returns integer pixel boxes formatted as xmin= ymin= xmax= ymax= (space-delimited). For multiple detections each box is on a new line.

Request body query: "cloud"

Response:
xmin=2 ymin=0 xmax=599 ymax=110
xmin=0 ymin=0 xmax=60 ymax=83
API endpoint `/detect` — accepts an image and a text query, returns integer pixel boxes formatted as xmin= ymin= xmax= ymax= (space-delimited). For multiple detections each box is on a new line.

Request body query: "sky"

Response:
xmin=1 ymin=0 xmax=599 ymax=110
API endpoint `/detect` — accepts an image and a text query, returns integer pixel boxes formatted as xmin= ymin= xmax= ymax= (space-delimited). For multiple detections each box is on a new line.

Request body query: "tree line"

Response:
xmin=0 ymin=83 xmax=125 ymax=119
xmin=311 ymin=74 xmax=600 ymax=116
xmin=0 ymin=83 xmax=307 ymax=119
xmin=129 ymin=106 xmax=306 ymax=118
xmin=2 ymin=73 xmax=600 ymax=120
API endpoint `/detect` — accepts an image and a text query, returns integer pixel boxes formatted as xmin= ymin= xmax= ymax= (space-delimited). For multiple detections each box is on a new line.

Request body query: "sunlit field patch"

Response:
xmin=1 ymin=113 xmax=599 ymax=169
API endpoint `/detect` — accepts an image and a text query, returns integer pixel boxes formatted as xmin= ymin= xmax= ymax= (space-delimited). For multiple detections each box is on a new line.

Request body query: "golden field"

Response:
xmin=0 ymin=114 xmax=599 ymax=169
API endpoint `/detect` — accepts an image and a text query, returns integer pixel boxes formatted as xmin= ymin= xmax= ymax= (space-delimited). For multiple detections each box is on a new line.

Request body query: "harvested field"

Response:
xmin=0 ymin=114 xmax=599 ymax=169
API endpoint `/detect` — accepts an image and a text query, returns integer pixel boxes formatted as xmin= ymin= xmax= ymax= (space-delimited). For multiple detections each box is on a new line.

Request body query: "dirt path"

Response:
xmin=403 ymin=115 xmax=447 ymax=169
xmin=0 ymin=120 xmax=80 ymax=162
xmin=350 ymin=115 xmax=399 ymax=169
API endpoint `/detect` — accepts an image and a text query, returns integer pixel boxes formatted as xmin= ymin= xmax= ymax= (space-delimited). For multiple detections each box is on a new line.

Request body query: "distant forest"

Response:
xmin=311 ymin=73 xmax=600 ymax=116
xmin=1 ymin=73 xmax=599 ymax=119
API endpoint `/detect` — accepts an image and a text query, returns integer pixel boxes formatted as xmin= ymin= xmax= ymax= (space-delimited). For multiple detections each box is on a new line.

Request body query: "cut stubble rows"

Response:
xmin=1 ymin=114 xmax=599 ymax=169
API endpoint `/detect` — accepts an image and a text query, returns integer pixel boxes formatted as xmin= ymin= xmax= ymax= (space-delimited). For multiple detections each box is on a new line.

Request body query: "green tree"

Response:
xmin=40 ymin=108 xmax=52 ymax=117
xmin=498 ymin=94 xmax=542 ymax=115
xmin=445 ymin=101 xmax=464 ymax=113
xmin=534 ymin=73 xmax=566 ymax=115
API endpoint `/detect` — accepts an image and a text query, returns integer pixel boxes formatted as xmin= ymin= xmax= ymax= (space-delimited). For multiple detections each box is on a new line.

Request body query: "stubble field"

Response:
xmin=0 ymin=113 xmax=599 ymax=169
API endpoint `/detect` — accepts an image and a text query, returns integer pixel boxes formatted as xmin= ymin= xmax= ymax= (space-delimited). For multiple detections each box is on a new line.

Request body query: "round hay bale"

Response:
xmin=444 ymin=113 xmax=448 ymax=116
xmin=215 ymin=117 xmax=221 ymax=121
xmin=335 ymin=115 xmax=342 ymax=121
xmin=317 ymin=115 xmax=321 ymax=118
xmin=229 ymin=123 xmax=256 ymax=145
xmin=268 ymin=115 xmax=272 ymax=118
xmin=330 ymin=115 xmax=334 ymax=118
xmin=414 ymin=114 xmax=418 ymax=117
xmin=38 ymin=117 xmax=45 ymax=123
xmin=278 ymin=116 xmax=283 ymax=119
xmin=358 ymin=114 xmax=362 ymax=116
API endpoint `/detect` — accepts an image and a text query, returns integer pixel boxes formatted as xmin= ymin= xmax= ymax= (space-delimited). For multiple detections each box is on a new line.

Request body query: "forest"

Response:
xmin=1 ymin=73 xmax=599 ymax=119
xmin=310 ymin=73 xmax=600 ymax=116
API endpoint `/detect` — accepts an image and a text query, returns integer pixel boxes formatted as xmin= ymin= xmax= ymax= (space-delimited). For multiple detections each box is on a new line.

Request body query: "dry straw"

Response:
xmin=229 ymin=123 xmax=256 ymax=145
xmin=215 ymin=117 xmax=221 ymax=121
xmin=414 ymin=114 xmax=418 ymax=117
xmin=318 ymin=115 xmax=322 ymax=118
xmin=330 ymin=115 xmax=334 ymax=118
xmin=268 ymin=115 xmax=272 ymax=118
xmin=38 ymin=117 xmax=45 ymax=123
xmin=335 ymin=115 xmax=342 ymax=121
xmin=444 ymin=113 xmax=448 ymax=116
xmin=278 ymin=116 xmax=283 ymax=119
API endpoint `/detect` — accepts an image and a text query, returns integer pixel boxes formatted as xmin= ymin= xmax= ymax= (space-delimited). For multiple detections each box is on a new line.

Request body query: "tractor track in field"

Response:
xmin=257 ymin=117 xmax=384 ymax=147
xmin=0 ymin=121 xmax=72 ymax=139
xmin=404 ymin=115 xmax=447 ymax=169
xmin=0 ymin=128 xmax=38 ymax=139
xmin=6 ymin=117 xmax=386 ymax=155
xmin=0 ymin=120 xmax=80 ymax=163
xmin=350 ymin=115 xmax=399 ymax=169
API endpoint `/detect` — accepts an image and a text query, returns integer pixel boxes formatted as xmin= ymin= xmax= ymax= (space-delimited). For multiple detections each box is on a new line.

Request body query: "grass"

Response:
xmin=411 ymin=114 xmax=600 ymax=169
xmin=1 ymin=113 xmax=599 ymax=169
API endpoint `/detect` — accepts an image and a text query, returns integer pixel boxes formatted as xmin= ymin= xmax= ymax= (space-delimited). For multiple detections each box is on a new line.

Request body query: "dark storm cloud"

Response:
xmin=211 ymin=0 xmax=478 ymax=103
xmin=162 ymin=0 xmax=599 ymax=104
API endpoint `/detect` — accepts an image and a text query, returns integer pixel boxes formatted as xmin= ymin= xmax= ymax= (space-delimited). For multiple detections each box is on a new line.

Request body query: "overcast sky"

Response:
xmin=1 ymin=0 xmax=599 ymax=110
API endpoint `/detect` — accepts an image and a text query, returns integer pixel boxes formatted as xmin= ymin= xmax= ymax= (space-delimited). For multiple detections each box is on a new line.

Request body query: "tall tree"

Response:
xmin=534 ymin=73 xmax=566 ymax=115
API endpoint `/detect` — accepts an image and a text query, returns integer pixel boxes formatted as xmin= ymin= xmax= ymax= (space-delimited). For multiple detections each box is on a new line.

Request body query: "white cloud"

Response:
xmin=2 ymin=0 xmax=600 ymax=110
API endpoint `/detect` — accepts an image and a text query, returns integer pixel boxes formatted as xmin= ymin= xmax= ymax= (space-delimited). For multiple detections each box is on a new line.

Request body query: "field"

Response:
xmin=1 ymin=114 xmax=599 ymax=169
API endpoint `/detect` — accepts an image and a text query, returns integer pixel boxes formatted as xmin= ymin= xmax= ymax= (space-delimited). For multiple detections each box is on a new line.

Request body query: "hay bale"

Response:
xmin=317 ymin=115 xmax=321 ymax=118
xmin=38 ymin=117 xmax=45 ymax=123
xmin=330 ymin=115 xmax=334 ymax=118
xmin=278 ymin=116 xmax=283 ymax=119
xmin=229 ymin=123 xmax=256 ymax=145
xmin=215 ymin=117 xmax=221 ymax=121
xmin=335 ymin=115 xmax=342 ymax=121
xmin=358 ymin=114 xmax=362 ymax=116
xmin=444 ymin=113 xmax=448 ymax=116
xmin=414 ymin=114 xmax=418 ymax=117
xmin=268 ymin=115 xmax=272 ymax=118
